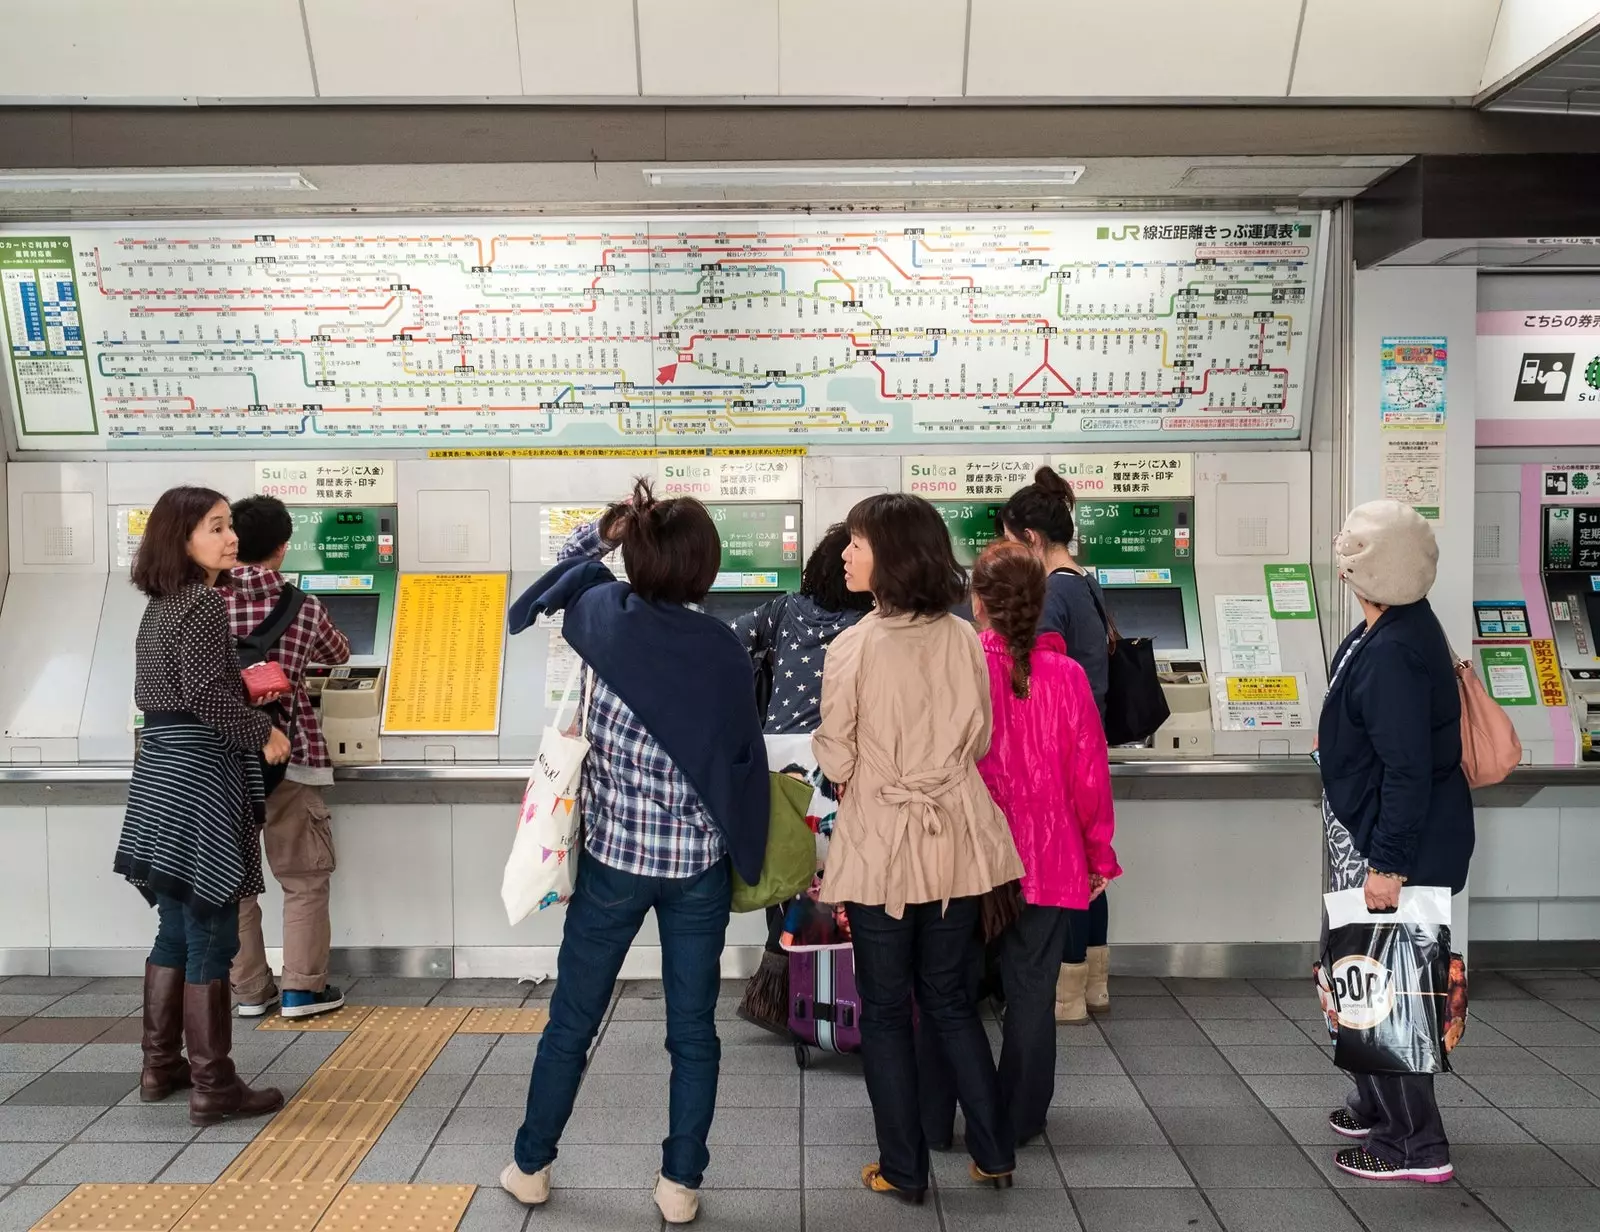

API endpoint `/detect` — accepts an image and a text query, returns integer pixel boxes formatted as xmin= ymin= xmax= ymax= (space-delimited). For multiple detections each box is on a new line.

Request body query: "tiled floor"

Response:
xmin=4 ymin=972 xmax=1600 ymax=1230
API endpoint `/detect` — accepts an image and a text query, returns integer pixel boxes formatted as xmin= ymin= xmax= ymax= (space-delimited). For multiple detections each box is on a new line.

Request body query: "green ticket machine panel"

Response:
xmin=282 ymin=505 xmax=398 ymax=766
xmin=1075 ymin=499 xmax=1203 ymax=662
xmin=701 ymin=502 xmax=802 ymax=624
xmin=1541 ymin=505 xmax=1600 ymax=760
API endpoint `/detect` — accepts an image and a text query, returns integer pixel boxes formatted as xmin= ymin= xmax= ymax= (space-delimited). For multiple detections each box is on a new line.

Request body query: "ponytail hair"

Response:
xmin=600 ymin=478 xmax=720 ymax=605
xmin=995 ymin=465 xmax=1076 ymax=549
xmin=971 ymin=540 xmax=1046 ymax=699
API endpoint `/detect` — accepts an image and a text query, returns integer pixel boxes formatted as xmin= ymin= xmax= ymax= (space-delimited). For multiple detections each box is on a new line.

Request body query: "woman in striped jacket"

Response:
xmin=114 ymin=486 xmax=291 ymax=1127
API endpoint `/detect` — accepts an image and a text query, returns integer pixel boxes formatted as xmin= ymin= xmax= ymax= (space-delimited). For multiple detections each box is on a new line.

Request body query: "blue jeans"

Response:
xmin=514 ymin=850 xmax=731 ymax=1188
xmin=150 ymin=894 xmax=240 ymax=984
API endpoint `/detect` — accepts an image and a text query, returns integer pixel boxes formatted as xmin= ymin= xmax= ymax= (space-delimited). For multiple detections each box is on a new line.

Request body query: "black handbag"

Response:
xmin=1086 ymin=582 xmax=1171 ymax=746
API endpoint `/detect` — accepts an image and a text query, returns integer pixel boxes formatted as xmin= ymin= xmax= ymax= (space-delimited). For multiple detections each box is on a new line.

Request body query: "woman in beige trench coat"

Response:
xmin=812 ymin=492 xmax=1024 ymax=1205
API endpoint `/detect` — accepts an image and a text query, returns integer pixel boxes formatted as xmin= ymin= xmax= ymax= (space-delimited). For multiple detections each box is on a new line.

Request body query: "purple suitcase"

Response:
xmin=787 ymin=947 xmax=861 ymax=1067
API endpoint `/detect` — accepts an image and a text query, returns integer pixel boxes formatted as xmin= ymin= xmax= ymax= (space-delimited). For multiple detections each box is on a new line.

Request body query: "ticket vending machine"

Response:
xmin=286 ymin=502 xmax=399 ymax=765
xmin=1541 ymin=503 xmax=1600 ymax=760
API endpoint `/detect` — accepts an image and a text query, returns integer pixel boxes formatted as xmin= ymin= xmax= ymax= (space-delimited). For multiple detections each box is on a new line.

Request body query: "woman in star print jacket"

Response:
xmin=732 ymin=523 xmax=873 ymax=1033
xmin=731 ymin=522 xmax=874 ymax=735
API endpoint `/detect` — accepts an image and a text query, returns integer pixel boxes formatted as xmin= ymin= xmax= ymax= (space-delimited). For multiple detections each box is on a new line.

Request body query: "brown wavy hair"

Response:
xmin=971 ymin=540 xmax=1046 ymax=698
xmin=598 ymin=478 xmax=720 ymax=604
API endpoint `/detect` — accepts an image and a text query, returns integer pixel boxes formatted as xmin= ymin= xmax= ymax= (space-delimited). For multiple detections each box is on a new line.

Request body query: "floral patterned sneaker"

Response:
xmin=1335 ymin=1146 xmax=1453 ymax=1183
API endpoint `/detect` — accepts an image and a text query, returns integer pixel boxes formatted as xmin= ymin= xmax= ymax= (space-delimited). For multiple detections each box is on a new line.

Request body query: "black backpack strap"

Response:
xmin=237 ymin=584 xmax=307 ymax=666
xmin=1065 ymin=568 xmax=1121 ymax=651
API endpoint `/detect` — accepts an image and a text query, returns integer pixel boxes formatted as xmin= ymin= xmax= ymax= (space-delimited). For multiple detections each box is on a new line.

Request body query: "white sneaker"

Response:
xmin=235 ymin=988 xmax=280 ymax=1018
xmin=654 ymin=1173 xmax=699 ymax=1224
xmin=500 ymin=1162 xmax=551 ymax=1206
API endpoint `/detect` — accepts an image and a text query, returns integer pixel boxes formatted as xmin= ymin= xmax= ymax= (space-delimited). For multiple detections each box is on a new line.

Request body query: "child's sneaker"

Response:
xmin=280 ymin=986 xmax=346 ymax=1020
xmin=1334 ymin=1146 xmax=1453 ymax=1183
xmin=235 ymin=986 xmax=280 ymax=1018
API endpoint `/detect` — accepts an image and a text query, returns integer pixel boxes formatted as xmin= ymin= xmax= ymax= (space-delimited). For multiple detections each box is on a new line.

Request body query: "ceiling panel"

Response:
xmin=779 ymin=0 xmax=966 ymax=97
xmin=0 ymin=0 xmax=314 ymax=99
xmin=638 ymin=0 xmax=778 ymax=95
xmin=304 ymin=0 xmax=523 ymax=97
xmin=1480 ymin=0 xmax=1600 ymax=93
xmin=515 ymin=0 xmax=639 ymax=95
xmin=966 ymin=0 xmax=1298 ymax=97
xmin=1292 ymin=0 xmax=1502 ymax=99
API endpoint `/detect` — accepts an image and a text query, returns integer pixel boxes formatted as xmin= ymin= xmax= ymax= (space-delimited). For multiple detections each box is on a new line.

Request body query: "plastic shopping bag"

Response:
xmin=501 ymin=658 xmax=590 ymax=925
xmin=1322 ymin=886 xmax=1454 ymax=1075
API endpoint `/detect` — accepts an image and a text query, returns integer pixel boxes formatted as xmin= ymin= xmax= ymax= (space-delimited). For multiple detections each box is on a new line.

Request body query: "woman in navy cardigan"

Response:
xmin=1317 ymin=500 xmax=1473 ymax=1185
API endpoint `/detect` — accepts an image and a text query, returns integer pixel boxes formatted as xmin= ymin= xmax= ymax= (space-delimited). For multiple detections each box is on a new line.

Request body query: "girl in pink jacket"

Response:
xmin=971 ymin=541 xmax=1119 ymax=1144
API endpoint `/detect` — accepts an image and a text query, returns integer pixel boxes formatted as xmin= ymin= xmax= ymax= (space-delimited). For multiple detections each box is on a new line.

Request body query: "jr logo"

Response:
xmin=1331 ymin=954 xmax=1396 ymax=1030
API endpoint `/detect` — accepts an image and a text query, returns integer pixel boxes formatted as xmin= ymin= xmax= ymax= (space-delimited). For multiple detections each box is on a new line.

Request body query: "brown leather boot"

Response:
xmin=140 ymin=962 xmax=191 ymax=1102
xmin=185 ymin=978 xmax=284 ymax=1127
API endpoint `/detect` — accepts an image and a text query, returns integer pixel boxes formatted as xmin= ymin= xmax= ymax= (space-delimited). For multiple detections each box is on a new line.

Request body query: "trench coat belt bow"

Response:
xmin=876 ymin=761 xmax=968 ymax=920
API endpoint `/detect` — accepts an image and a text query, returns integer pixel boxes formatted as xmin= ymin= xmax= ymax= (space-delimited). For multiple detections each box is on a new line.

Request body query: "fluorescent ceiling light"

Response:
xmin=645 ymin=165 xmax=1085 ymax=188
xmin=0 ymin=172 xmax=316 ymax=194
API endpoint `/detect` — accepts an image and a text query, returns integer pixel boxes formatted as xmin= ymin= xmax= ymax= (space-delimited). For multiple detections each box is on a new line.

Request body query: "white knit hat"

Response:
xmin=1335 ymin=500 xmax=1438 ymax=607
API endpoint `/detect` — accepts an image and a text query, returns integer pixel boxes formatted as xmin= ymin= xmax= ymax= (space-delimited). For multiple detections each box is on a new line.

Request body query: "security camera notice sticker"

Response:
xmin=1214 ymin=673 xmax=1310 ymax=731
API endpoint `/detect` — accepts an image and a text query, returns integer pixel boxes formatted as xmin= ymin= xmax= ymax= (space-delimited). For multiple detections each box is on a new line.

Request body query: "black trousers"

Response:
xmin=1064 ymin=888 xmax=1109 ymax=963
xmin=847 ymin=899 xmax=1014 ymax=1190
xmin=917 ymin=905 xmax=1068 ymax=1147
xmin=1347 ymin=1072 xmax=1450 ymax=1168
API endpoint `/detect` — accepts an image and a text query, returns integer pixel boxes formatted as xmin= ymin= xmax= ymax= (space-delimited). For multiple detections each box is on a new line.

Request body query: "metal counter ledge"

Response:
xmin=0 ymin=760 xmax=1592 ymax=806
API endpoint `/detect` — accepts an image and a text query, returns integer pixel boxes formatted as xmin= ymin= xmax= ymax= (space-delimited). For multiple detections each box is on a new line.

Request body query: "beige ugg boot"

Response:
xmin=654 ymin=1173 xmax=700 ymax=1224
xmin=1054 ymin=962 xmax=1089 ymax=1024
xmin=1086 ymin=945 xmax=1111 ymax=1015
xmin=500 ymin=1162 xmax=551 ymax=1206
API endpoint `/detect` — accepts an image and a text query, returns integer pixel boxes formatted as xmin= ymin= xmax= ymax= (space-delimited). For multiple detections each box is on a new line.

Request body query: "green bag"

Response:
xmin=731 ymin=772 xmax=816 ymax=913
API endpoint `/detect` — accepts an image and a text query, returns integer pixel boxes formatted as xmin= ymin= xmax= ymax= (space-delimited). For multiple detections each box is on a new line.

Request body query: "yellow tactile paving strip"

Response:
xmin=317 ymin=1186 xmax=474 ymax=1232
xmin=456 ymin=1006 xmax=548 ymax=1034
xmin=257 ymin=1006 xmax=373 ymax=1032
xmin=173 ymin=1182 xmax=344 ymax=1232
xmin=32 ymin=1008 xmax=485 ymax=1232
xmin=33 ymin=1184 xmax=207 ymax=1231
xmin=220 ymin=1007 xmax=467 ymax=1185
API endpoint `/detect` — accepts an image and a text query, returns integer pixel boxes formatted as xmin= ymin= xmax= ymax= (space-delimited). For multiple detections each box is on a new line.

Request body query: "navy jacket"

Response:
xmin=509 ymin=557 xmax=770 ymax=885
xmin=1317 ymin=599 xmax=1475 ymax=894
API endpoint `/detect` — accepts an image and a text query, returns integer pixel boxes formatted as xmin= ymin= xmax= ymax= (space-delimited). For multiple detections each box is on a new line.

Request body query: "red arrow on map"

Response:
xmin=657 ymin=363 xmax=678 ymax=384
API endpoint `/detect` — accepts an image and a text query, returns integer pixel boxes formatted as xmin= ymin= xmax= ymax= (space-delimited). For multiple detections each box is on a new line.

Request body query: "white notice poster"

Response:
xmin=1214 ymin=595 xmax=1283 ymax=673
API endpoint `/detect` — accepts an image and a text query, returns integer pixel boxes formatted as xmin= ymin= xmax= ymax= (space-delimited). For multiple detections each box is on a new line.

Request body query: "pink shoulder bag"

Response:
xmin=1452 ymin=652 xmax=1522 ymax=788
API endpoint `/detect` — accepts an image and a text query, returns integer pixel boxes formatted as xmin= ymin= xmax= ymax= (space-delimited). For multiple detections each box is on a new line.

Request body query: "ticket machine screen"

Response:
xmin=1103 ymin=586 xmax=1188 ymax=653
xmin=318 ymin=593 xmax=382 ymax=657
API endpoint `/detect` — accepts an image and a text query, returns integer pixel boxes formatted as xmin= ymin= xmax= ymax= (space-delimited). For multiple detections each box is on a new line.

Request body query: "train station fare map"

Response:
xmin=0 ymin=216 xmax=1326 ymax=451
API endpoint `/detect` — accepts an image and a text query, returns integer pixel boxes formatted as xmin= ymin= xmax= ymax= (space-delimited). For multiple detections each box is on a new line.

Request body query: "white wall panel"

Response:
xmin=1473 ymin=808 xmax=1560 ymax=899
xmin=1558 ymin=809 xmax=1600 ymax=897
xmin=1538 ymin=900 xmax=1600 ymax=941
xmin=1481 ymin=0 xmax=1600 ymax=92
xmin=306 ymin=0 xmax=523 ymax=97
xmin=0 ymin=1 xmax=314 ymax=100
xmin=638 ymin=0 xmax=778 ymax=95
xmin=0 ymin=810 xmax=49 ymax=951
xmin=1293 ymin=0 xmax=1502 ymax=99
xmin=780 ymin=0 xmax=966 ymax=97
xmin=1469 ymin=900 xmax=1539 ymax=941
xmin=515 ymin=0 xmax=639 ymax=96
xmin=967 ymin=0 xmax=1298 ymax=97
xmin=1107 ymin=802 xmax=1321 ymax=944
xmin=46 ymin=807 xmax=153 ymax=949
xmin=452 ymin=804 xmax=572 ymax=948
xmin=327 ymin=805 xmax=453 ymax=946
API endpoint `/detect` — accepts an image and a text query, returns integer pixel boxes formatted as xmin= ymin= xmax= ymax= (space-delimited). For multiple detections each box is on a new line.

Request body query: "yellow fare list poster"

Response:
xmin=383 ymin=573 xmax=508 ymax=734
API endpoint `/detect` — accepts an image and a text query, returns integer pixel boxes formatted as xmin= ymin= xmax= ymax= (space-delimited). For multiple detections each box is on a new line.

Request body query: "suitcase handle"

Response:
xmin=794 ymin=996 xmax=856 ymax=1029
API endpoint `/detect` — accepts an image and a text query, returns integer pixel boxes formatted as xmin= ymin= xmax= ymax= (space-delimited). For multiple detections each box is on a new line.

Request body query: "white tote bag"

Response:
xmin=501 ymin=656 xmax=591 ymax=925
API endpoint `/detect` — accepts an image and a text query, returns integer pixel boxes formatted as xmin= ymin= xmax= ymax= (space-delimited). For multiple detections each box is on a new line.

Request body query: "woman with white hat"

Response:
xmin=1317 ymin=500 xmax=1474 ymax=1184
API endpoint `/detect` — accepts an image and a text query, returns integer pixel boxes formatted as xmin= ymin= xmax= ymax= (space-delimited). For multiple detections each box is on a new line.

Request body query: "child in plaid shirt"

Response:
xmin=224 ymin=496 xmax=351 ymax=1021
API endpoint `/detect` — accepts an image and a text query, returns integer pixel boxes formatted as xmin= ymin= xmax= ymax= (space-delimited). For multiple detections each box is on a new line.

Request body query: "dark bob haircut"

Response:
xmin=232 ymin=494 xmax=294 ymax=566
xmin=801 ymin=522 xmax=875 ymax=616
xmin=131 ymin=486 xmax=230 ymax=599
xmin=600 ymin=478 xmax=720 ymax=605
xmin=995 ymin=466 xmax=1077 ymax=548
xmin=846 ymin=492 xmax=966 ymax=616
